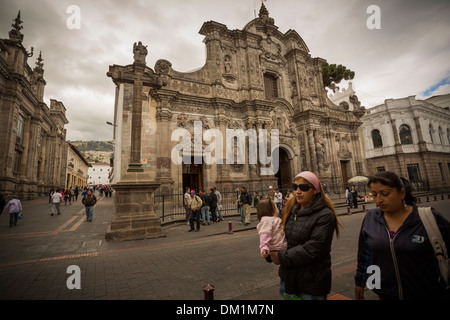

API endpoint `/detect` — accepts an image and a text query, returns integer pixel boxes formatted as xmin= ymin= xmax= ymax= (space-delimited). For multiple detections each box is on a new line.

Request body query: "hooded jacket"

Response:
xmin=355 ymin=204 xmax=450 ymax=300
xmin=277 ymin=197 xmax=336 ymax=297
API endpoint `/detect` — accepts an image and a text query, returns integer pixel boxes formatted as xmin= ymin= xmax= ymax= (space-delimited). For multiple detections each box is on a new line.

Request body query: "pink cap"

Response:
xmin=295 ymin=171 xmax=320 ymax=192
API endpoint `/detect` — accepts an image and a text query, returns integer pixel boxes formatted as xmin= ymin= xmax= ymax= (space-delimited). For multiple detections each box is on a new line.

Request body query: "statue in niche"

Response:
xmin=133 ymin=41 xmax=148 ymax=64
xmin=224 ymin=55 xmax=232 ymax=74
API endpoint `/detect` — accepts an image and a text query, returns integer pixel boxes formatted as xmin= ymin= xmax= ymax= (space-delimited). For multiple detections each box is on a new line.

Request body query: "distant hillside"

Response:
xmin=69 ymin=141 xmax=114 ymax=152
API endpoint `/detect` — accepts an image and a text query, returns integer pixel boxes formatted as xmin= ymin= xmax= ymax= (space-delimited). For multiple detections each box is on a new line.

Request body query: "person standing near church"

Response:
xmin=240 ymin=186 xmax=252 ymax=226
xmin=274 ymin=188 xmax=283 ymax=213
xmin=189 ymin=191 xmax=202 ymax=232
xmin=184 ymin=187 xmax=191 ymax=225
xmin=209 ymin=188 xmax=218 ymax=223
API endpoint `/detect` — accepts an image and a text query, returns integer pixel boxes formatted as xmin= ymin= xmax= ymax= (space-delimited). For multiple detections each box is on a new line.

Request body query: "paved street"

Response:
xmin=0 ymin=192 xmax=449 ymax=301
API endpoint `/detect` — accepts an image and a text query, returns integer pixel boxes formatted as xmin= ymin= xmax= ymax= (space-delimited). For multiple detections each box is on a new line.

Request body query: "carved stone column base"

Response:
xmin=105 ymin=181 xmax=165 ymax=241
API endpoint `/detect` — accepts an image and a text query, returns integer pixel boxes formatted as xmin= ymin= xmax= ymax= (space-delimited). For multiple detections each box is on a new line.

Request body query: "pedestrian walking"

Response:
xmin=351 ymin=185 xmax=358 ymax=208
xmin=355 ymin=171 xmax=450 ymax=300
xmin=257 ymin=198 xmax=287 ymax=264
xmin=51 ymin=188 xmax=63 ymax=216
xmin=199 ymin=189 xmax=211 ymax=225
xmin=82 ymin=189 xmax=97 ymax=222
xmin=274 ymin=188 xmax=282 ymax=213
xmin=184 ymin=187 xmax=191 ymax=225
xmin=209 ymin=187 xmax=218 ymax=222
xmin=214 ymin=187 xmax=224 ymax=222
xmin=270 ymin=171 xmax=341 ymax=300
xmin=1 ymin=195 xmax=23 ymax=227
xmin=267 ymin=186 xmax=275 ymax=200
xmin=74 ymin=186 xmax=79 ymax=201
xmin=239 ymin=186 xmax=252 ymax=225
xmin=345 ymin=186 xmax=353 ymax=208
xmin=188 ymin=190 xmax=202 ymax=232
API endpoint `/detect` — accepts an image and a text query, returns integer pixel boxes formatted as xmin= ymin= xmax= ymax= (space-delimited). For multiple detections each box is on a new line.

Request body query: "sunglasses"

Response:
xmin=292 ymin=183 xmax=313 ymax=192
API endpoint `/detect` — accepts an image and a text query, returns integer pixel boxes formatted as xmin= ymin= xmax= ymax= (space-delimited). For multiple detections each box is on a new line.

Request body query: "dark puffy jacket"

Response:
xmin=278 ymin=198 xmax=337 ymax=297
xmin=355 ymin=204 xmax=450 ymax=300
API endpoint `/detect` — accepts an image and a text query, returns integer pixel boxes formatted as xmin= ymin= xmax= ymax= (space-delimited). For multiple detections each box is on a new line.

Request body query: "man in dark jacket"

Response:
xmin=209 ymin=188 xmax=218 ymax=222
xmin=199 ymin=189 xmax=211 ymax=225
xmin=82 ymin=189 xmax=97 ymax=222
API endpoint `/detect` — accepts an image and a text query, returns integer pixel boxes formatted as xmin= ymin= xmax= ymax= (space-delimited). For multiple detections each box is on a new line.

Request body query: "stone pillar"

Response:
xmin=106 ymin=41 xmax=165 ymax=241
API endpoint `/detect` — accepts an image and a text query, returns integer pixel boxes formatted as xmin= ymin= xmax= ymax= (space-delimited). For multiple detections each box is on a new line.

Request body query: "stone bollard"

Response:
xmin=227 ymin=221 xmax=233 ymax=234
xmin=417 ymin=197 xmax=421 ymax=204
xmin=426 ymin=196 xmax=430 ymax=202
xmin=347 ymin=206 xmax=352 ymax=215
xmin=441 ymin=194 xmax=445 ymax=200
xmin=433 ymin=195 xmax=437 ymax=201
xmin=203 ymin=284 xmax=215 ymax=300
xmin=362 ymin=204 xmax=366 ymax=214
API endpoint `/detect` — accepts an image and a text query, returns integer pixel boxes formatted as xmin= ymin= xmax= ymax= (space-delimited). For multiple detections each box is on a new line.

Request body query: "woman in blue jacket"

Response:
xmin=355 ymin=171 xmax=450 ymax=300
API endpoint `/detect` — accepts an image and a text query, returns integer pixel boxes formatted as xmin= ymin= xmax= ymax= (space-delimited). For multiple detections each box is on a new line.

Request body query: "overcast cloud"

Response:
xmin=1 ymin=0 xmax=449 ymax=141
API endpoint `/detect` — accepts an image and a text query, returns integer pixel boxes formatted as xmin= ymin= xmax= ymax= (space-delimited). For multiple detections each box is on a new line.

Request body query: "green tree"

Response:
xmin=322 ymin=63 xmax=355 ymax=89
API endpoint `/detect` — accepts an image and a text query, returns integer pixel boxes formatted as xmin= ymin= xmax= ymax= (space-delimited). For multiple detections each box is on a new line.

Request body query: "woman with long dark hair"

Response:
xmin=355 ymin=171 xmax=450 ymax=300
xmin=269 ymin=171 xmax=341 ymax=300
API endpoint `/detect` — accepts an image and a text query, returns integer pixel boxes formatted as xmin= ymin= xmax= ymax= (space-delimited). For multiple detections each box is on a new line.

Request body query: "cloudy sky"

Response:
xmin=1 ymin=0 xmax=449 ymax=141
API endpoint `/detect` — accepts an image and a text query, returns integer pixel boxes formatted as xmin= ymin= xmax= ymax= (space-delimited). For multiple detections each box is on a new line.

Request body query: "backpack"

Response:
xmin=418 ymin=207 xmax=449 ymax=289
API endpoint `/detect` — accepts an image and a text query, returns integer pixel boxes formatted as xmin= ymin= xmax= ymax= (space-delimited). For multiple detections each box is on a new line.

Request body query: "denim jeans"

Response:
xmin=279 ymin=280 xmax=326 ymax=300
xmin=201 ymin=206 xmax=210 ymax=223
xmin=85 ymin=206 xmax=94 ymax=221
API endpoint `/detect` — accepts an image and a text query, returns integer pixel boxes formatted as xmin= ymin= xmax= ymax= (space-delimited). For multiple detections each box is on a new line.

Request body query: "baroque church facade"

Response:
xmin=108 ymin=4 xmax=367 ymax=195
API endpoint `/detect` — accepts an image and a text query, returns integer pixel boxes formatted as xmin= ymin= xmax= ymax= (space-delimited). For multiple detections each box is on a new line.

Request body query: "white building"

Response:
xmin=88 ymin=162 xmax=111 ymax=186
xmin=360 ymin=94 xmax=450 ymax=192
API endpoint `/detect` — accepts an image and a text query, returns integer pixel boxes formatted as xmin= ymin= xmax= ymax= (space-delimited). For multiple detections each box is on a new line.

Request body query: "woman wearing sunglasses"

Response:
xmin=269 ymin=171 xmax=341 ymax=300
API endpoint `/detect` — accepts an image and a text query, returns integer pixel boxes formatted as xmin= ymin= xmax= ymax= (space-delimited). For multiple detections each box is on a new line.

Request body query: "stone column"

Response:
xmin=105 ymin=41 xmax=165 ymax=241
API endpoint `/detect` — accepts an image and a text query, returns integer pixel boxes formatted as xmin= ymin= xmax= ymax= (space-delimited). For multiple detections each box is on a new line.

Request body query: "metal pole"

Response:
xmin=203 ymin=284 xmax=215 ymax=300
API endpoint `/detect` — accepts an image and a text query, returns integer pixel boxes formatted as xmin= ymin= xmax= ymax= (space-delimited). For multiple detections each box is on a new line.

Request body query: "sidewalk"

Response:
xmin=0 ymin=193 xmax=378 ymax=300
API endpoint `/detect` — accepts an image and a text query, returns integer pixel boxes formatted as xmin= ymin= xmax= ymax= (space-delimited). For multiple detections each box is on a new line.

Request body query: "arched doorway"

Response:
xmin=275 ymin=148 xmax=292 ymax=191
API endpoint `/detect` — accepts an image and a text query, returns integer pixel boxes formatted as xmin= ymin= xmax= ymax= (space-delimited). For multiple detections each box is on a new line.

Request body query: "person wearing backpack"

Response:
xmin=188 ymin=190 xmax=202 ymax=232
xmin=355 ymin=171 xmax=450 ymax=300
xmin=82 ymin=188 xmax=97 ymax=222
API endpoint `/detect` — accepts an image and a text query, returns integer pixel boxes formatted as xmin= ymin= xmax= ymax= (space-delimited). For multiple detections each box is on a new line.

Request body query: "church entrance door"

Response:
xmin=183 ymin=158 xmax=203 ymax=193
xmin=275 ymin=148 xmax=292 ymax=191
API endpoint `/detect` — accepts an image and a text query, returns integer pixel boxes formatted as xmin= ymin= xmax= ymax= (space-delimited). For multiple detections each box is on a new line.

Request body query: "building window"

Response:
xmin=438 ymin=163 xmax=445 ymax=182
xmin=371 ymin=129 xmax=383 ymax=149
xmin=376 ymin=166 xmax=385 ymax=172
xmin=13 ymin=151 xmax=22 ymax=174
xmin=15 ymin=113 xmax=25 ymax=145
xmin=447 ymin=128 xmax=450 ymax=144
xmin=429 ymin=124 xmax=435 ymax=143
xmin=264 ymin=73 xmax=278 ymax=100
xmin=438 ymin=126 xmax=444 ymax=144
xmin=399 ymin=124 xmax=413 ymax=145
xmin=406 ymin=163 xmax=421 ymax=183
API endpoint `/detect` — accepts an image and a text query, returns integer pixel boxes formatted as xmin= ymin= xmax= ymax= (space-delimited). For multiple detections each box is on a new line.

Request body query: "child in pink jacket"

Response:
xmin=256 ymin=199 xmax=287 ymax=262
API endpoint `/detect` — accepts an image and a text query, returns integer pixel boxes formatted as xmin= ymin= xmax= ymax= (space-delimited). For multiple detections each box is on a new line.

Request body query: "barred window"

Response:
xmin=264 ymin=74 xmax=278 ymax=100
